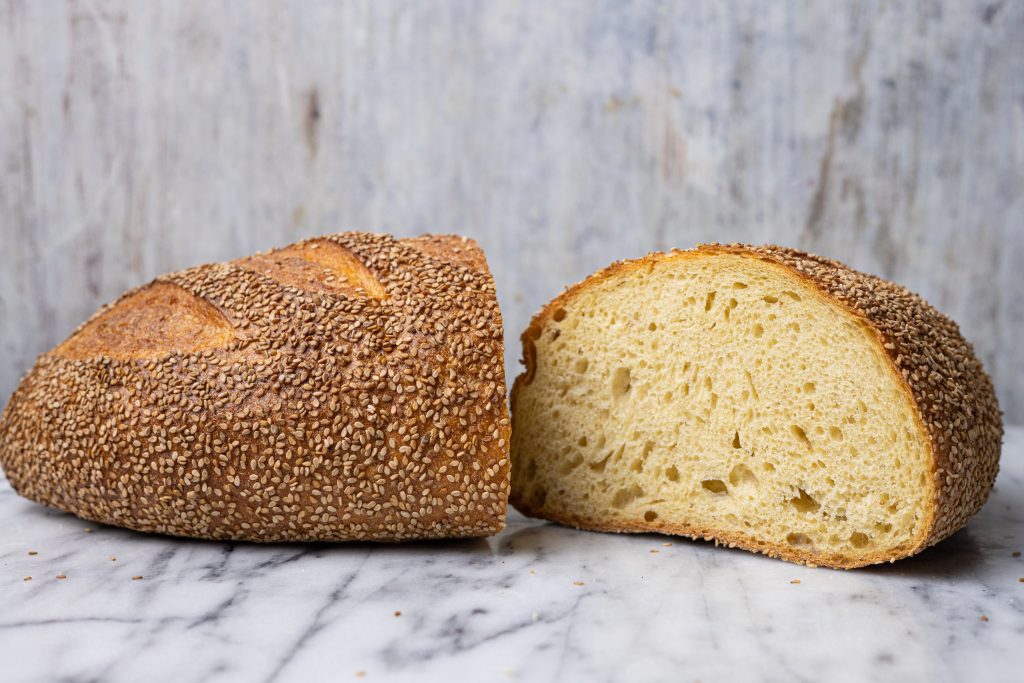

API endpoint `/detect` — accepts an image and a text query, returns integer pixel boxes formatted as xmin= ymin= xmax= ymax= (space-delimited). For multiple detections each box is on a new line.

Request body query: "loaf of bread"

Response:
xmin=0 ymin=232 xmax=510 ymax=541
xmin=510 ymin=244 xmax=1002 ymax=568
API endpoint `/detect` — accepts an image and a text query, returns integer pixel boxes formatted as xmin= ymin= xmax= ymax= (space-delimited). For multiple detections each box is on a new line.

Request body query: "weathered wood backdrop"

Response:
xmin=1 ymin=1 xmax=1022 ymax=421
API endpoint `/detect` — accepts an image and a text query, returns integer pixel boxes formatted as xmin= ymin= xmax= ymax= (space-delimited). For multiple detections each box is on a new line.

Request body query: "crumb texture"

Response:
xmin=510 ymin=245 xmax=1001 ymax=568
xmin=0 ymin=232 xmax=510 ymax=541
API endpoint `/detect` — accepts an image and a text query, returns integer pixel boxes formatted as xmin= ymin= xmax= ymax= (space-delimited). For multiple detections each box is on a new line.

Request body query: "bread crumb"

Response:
xmin=662 ymin=542 xmax=672 ymax=547
xmin=979 ymin=615 xmax=989 ymax=622
xmin=27 ymin=551 xmax=38 ymax=556
xmin=790 ymin=579 xmax=801 ymax=584
xmin=23 ymin=576 xmax=31 ymax=581
xmin=56 ymin=574 xmax=67 ymax=580
xmin=1013 ymin=551 xmax=1022 ymax=558
xmin=132 ymin=575 xmax=143 ymax=581
xmin=1018 ymin=578 xmax=1023 ymax=583
xmin=393 ymin=611 xmax=401 ymax=617
xmin=110 ymin=557 xmax=117 ymax=562
xmin=529 ymin=569 xmax=535 ymax=576
xmin=355 ymin=672 xmax=366 ymax=678
xmin=83 ymin=528 xmax=92 ymax=533
xmin=650 ymin=549 xmax=660 ymax=554
xmin=573 ymin=580 xmax=585 ymax=586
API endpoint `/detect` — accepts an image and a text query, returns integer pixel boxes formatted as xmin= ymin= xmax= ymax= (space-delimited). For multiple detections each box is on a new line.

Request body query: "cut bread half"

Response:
xmin=510 ymin=244 xmax=1002 ymax=568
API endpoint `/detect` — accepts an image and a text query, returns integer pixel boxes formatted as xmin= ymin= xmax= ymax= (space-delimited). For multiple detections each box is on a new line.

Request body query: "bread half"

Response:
xmin=0 ymin=232 xmax=510 ymax=541
xmin=510 ymin=245 xmax=1001 ymax=568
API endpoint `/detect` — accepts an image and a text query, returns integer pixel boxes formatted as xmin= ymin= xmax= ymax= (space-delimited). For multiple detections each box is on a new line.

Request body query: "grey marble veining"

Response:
xmin=1 ymin=427 xmax=1022 ymax=683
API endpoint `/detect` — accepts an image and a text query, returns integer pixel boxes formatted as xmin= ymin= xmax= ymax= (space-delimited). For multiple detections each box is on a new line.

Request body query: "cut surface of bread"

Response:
xmin=0 ymin=232 xmax=510 ymax=542
xmin=510 ymin=245 xmax=1001 ymax=568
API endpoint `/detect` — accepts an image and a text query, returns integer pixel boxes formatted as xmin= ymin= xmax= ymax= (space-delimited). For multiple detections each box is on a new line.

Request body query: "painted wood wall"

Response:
xmin=2 ymin=1 xmax=1022 ymax=421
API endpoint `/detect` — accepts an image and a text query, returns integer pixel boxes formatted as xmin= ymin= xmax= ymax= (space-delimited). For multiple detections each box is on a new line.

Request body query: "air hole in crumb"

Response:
xmin=665 ymin=466 xmax=680 ymax=482
xmin=874 ymin=522 xmax=893 ymax=534
xmin=596 ymin=434 xmax=606 ymax=449
xmin=782 ymin=290 xmax=802 ymax=301
xmin=648 ymin=322 xmax=657 ymax=331
xmin=525 ymin=458 xmax=537 ymax=478
xmin=850 ymin=532 xmax=869 ymax=548
xmin=753 ymin=323 xmax=764 ymax=338
xmin=561 ymin=454 xmax=584 ymax=474
xmin=729 ymin=464 xmax=758 ymax=488
xmin=763 ymin=295 xmax=779 ymax=304
xmin=763 ymin=462 xmax=776 ymax=472
xmin=732 ymin=431 xmax=742 ymax=449
xmin=644 ymin=510 xmax=658 ymax=522
xmin=663 ymin=392 xmax=673 ymax=403
xmin=791 ymin=425 xmax=812 ymax=449
xmin=630 ymin=458 xmax=645 ymax=473
xmin=803 ymin=382 xmax=816 ymax=394
xmin=550 ymin=329 xmax=561 ymax=341
xmin=552 ymin=308 xmax=567 ymax=322
xmin=704 ymin=291 xmax=716 ymax=312
xmin=578 ymin=436 xmax=588 ymax=448
xmin=575 ymin=358 xmax=589 ymax=373
xmin=830 ymin=427 xmax=844 ymax=441
xmin=533 ymin=488 xmax=547 ymax=508
xmin=610 ymin=367 xmax=631 ymax=397
xmin=611 ymin=484 xmax=645 ymax=509
xmin=589 ymin=454 xmax=611 ymax=473
xmin=789 ymin=488 xmax=820 ymax=513
xmin=733 ymin=282 xmax=748 ymax=289
xmin=786 ymin=533 xmax=813 ymax=547
xmin=701 ymin=479 xmax=728 ymax=494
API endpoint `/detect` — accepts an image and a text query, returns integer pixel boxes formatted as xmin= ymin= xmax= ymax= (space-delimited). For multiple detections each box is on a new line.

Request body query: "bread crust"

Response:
xmin=510 ymin=244 xmax=1002 ymax=568
xmin=0 ymin=232 xmax=510 ymax=541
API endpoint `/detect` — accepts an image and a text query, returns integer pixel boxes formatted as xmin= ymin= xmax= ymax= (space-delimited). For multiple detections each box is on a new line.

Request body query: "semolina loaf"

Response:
xmin=0 ymin=232 xmax=510 ymax=541
xmin=510 ymin=244 xmax=1002 ymax=568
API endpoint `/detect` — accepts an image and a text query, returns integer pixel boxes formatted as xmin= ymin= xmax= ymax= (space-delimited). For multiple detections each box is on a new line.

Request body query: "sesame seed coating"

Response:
xmin=0 ymin=232 xmax=510 ymax=542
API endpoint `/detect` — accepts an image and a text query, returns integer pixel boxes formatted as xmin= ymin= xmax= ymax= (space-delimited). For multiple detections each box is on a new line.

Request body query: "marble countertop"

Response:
xmin=2 ymin=428 xmax=1022 ymax=683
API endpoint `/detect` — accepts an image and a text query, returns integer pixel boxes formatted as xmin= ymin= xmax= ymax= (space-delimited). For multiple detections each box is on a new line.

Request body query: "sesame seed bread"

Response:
xmin=0 ymin=232 xmax=510 ymax=541
xmin=510 ymin=244 xmax=1002 ymax=568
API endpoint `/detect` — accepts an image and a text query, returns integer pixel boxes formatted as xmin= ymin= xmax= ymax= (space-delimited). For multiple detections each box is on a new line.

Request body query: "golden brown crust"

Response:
xmin=0 ymin=232 xmax=510 ymax=542
xmin=510 ymin=244 xmax=1002 ymax=568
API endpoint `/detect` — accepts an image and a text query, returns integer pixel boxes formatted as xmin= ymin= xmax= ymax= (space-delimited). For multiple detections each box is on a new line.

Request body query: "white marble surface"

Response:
xmin=1 ymin=427 xmax=1022 ymax=683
